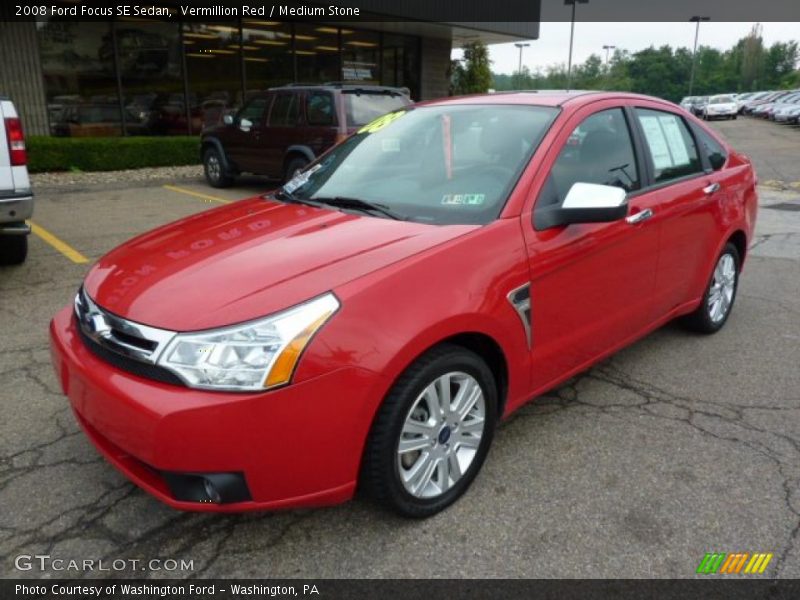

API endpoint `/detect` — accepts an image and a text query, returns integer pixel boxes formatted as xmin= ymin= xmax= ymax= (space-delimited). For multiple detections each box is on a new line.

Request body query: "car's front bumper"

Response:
xmin=0 ymin=192 xmax=33 ymax=233
xmin=49 ymin=306 xmax=386 ymax=512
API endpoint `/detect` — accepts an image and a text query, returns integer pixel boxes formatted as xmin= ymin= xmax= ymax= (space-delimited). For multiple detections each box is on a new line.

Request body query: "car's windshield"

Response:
xmin=279 ymin=104 xmax=559 ymax=225
xmin=710 ymin=95 xmax=735 ymax=104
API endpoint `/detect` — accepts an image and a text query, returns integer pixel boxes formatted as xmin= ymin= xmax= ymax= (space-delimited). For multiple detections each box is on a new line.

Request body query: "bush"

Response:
xmin=26 ymin=136 xmax=200 ymax=173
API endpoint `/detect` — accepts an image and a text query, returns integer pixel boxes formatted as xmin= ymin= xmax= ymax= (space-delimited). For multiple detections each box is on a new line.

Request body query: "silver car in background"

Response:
xmin=702 ymin=94 xmax=738 ymax=120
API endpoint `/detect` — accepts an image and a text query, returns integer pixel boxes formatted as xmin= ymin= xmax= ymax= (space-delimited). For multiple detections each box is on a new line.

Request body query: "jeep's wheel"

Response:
xmin=203 ymin=147 xmax=233 ymax=188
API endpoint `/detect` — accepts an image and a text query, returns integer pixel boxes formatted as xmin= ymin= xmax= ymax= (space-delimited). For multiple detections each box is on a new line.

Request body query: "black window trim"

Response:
xmin=627 ymin=104 xmax=711 ymax=194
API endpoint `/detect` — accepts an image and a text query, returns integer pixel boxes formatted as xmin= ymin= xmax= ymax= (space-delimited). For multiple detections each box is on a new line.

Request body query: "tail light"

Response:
xmin=5 ymin=117 xmax=27 ymax=166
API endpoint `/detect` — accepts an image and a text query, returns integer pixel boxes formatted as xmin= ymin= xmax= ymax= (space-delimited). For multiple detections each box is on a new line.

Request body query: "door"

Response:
xmin=226 ymin=96 xmax=271 ymax=174
xmin=523 ymin=104 xmax=662 ymax=391
xmin=631 ymin=106 xmax=719 ymax=312
xmin=263 ymin=91 xmax=302 ymax=178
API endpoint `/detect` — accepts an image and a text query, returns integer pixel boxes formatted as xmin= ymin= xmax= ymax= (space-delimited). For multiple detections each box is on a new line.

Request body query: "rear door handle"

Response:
xmin=626 ymin=208 xmax=653 ymax=225
xmin=703 ymin=182 xmax=721 ymax=195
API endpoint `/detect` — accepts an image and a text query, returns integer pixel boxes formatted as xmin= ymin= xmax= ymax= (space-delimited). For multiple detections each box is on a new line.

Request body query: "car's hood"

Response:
xmin=84 ymin=197 xmax=476 ymax=330
xmin=708 ymin=103 xmax=736 ymax=110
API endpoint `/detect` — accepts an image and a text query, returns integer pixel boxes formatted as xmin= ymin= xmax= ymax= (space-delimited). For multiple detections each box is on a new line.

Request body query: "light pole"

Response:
xmin=602 ymin=44 xmax=616 ymax=66
xmin=565 ymin=0 xmax=588 ymax=91
xmin=688 ymin=16 xmax=710 ymax=96
xmin=514 ymin=42 xmax=530 ymax=89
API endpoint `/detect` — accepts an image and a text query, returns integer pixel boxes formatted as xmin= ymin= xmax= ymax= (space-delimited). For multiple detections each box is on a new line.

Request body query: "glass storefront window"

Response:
xmin=117 ymin=19 xmax=185 ymax=136
xmin=182 ymin=21 xmax=242 ymax=134
xmin=240 ymin=21 xmax=293 ymax=94
xmin=382 ymin=34 xmax=420 ymax=100
xmin=342 ymin=29 xmax=380 ymax=84
xmin=36 ymin=19 xmax=421 ymax=137
xmin=295 ymin=24 xmax=339 ymax=84
xmin=37 ymin=21 xmax=122 ymax=136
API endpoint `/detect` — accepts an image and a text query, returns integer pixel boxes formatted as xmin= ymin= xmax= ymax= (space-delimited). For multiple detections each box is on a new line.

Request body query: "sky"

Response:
xmin=466 ymin=22 xmax=800 ymax=75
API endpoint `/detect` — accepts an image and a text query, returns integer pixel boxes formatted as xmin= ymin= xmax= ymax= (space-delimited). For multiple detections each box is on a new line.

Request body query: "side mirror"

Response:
xmin=239 ymin=117 xmax=253 ymax=131
xmin=535 ymin=183 xmax=628 ymax=230
xmin=223 ymin=114 xmax=234 ymax=126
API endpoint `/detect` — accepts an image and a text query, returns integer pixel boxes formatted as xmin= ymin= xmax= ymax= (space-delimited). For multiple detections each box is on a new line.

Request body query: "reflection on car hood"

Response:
xmin=84 ymin=197 xmax=476 ymax=330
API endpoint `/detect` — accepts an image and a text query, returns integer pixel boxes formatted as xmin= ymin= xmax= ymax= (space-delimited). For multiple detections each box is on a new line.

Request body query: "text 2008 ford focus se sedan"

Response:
xmin=50 ymin=92 xmax=758 ymax=517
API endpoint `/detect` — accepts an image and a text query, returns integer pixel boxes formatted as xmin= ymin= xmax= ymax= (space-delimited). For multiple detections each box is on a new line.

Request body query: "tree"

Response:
xmin=452 ymin=41 xmax=492 ymax=95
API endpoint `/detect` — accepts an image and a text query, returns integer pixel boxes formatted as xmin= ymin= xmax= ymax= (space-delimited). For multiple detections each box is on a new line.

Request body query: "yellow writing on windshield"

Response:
xmin=358 ymin=110 xmax=407 ymax=134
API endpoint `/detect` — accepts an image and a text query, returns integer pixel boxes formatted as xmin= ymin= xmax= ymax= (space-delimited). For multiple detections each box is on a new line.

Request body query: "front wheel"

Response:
xmin=361 ymin=344 xmax=497 ymax=517
xmin=203 ymin=147 xmax=233 ymax=188
xmin=684 ymin=243 xmax=740 ymax=334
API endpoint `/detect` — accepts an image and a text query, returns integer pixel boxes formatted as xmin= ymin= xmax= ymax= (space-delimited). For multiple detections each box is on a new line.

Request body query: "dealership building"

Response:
xmin=0 ymin=2 xmax=538 ymax=137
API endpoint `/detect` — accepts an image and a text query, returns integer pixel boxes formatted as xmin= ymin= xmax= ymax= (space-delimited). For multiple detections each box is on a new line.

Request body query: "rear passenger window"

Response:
xmin=537 ymin=108 xmax=640 ymax=209
xmin=270 ymin=93 xmax=299 ymax=126
xmin=306 ymin=92 xmax=335 ymax=126
xmin=694 ymin=127 xmax=728 ymax=171
xmin=635 ymin=109 xmax=702 ymax=183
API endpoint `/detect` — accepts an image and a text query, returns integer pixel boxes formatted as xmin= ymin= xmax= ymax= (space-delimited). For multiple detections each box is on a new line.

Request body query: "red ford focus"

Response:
xmin=50 ymin=92 xmax=757 ymax=517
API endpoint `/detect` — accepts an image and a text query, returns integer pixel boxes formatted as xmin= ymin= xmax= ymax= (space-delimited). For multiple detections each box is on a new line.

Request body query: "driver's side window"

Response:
xmin=536 ymin=108 xmax=640 ymax=211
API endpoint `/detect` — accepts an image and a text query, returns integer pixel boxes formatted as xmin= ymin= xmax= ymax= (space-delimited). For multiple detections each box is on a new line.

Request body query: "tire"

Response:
xmin=283 ymin=156 xmax=309 ymax=183
xmin=203 ymin=147 xmax=233 ymax=188
xmin=361 ymin=343 xmax=498 ymax=518
xmin=0 ymin=234 xmax=28 ymax=265
xmin=684 ymin=243 xmax=740 ymax=334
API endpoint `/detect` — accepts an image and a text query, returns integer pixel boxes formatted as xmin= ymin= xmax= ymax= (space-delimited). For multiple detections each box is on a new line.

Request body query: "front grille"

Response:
xmin=74 ymin=287 xmax=186 ymax=387
xmin=77 ymin=323 xmax=185 ymax=386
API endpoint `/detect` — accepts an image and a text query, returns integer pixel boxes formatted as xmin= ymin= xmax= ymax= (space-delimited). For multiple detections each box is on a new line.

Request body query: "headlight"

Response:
xmin=157 ymin=293 xmax=339 ymax=391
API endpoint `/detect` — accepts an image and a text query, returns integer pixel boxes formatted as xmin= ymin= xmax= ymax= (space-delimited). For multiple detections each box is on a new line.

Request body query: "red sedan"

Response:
xmin=50 ymin=92 xmax=758 ymax=517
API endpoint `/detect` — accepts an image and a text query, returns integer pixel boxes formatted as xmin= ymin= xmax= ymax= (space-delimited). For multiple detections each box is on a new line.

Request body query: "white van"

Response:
xmin=0 ymin=97 xmax=32 ymax=264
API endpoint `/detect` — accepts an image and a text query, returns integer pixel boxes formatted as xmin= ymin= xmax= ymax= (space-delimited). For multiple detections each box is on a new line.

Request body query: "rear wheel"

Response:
xmin=361 ymin=344 xmax=497 ymax=517
xmin=0 ymin=234 xmax=28 ymax=265
xmin=684 ymin=243 xmax=740 ymax=334
xmin=203 ymin=147 xmax=233 ymax=188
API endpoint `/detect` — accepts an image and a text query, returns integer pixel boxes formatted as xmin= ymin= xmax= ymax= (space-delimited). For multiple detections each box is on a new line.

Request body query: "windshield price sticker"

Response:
xmin=283 ymin=164 xmax=321 ymax=194
xmin=442 ymin=194 xmax=485 ymax=206
xmin=358 ymin=110 xmax=407 ymax=134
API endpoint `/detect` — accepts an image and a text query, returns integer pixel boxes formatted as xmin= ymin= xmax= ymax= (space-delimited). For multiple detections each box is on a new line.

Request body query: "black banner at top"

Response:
xmin=1 ymin=0 xmax=800 ymax=23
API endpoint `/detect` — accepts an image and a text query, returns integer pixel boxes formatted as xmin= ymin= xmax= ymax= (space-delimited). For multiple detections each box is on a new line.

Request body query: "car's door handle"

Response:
xmin=703 ymin=182 xmax=721 ymax=195
xmin=626 ymin=208 xmax=654 ymax=225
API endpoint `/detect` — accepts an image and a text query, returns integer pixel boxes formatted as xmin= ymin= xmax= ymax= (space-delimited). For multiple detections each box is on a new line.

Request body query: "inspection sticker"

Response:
xmin=442 ymin=193 xmax=485 ymax=205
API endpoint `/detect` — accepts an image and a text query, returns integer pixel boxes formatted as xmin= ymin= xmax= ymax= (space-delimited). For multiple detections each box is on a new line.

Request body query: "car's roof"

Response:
xmin=418 ymin=90 xmax=674 ymax=109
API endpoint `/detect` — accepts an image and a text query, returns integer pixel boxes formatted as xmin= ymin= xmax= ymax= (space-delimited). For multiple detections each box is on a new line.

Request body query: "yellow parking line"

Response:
xmin=27 ymin=220 xmax=89 ymax=264
xmin=163 ymin=184 xmax=231 ymax=204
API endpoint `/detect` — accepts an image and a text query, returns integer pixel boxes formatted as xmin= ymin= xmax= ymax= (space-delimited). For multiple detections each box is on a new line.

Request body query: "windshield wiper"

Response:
xmin=310 ymin=196 xmax=406 ymax=221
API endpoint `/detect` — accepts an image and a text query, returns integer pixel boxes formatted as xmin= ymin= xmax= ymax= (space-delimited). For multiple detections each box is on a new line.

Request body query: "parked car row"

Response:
xmin=681 ymin=90 xmax=800 ymax=125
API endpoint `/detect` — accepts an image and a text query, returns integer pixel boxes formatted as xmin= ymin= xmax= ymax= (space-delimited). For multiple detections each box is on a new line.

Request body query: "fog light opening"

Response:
xmin=203 ymin=478 xmax=222 ymax=504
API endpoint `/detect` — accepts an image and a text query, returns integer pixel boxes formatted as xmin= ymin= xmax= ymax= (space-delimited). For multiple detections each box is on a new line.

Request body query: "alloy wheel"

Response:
xmin=206 ymin=154 xmax=221 ymax=181
xmin=397 ymin=372 xmax=486 ymax=499
xmin=708 ymin=253 xmax=736 ymax=323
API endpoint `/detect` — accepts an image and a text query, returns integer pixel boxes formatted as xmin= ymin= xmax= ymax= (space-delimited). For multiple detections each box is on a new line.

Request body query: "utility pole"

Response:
xmin=514 ymin=42 xmax=530 ymax=89
xmin=688 ymin=16 xmax=710 ymax=96
xmin=565 ymin=0 xmax=588 ymax=91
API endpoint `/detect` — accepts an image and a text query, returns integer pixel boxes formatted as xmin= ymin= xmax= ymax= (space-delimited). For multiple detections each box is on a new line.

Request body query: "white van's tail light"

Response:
xmin=5 ymin=117 xmax=27 ymax=166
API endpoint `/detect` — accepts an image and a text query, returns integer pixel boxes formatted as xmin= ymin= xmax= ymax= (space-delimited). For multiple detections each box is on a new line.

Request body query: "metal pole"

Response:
xmin=518 ymin=46 xmax=523 ymax=75
xmin=566 ymin=2 xmax=576 ymax=91
xmin=688 ymin=17 xmax=709 ymax=96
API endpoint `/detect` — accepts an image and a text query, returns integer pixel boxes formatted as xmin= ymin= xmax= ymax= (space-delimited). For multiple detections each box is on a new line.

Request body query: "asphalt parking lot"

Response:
xmin=1 ymin=117 xmax=799 ymax=579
